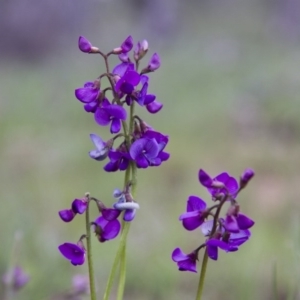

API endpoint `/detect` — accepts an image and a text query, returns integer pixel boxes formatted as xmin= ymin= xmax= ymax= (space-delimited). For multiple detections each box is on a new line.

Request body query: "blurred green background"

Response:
xmin=1 ymin=0 xmax=300 ymax=299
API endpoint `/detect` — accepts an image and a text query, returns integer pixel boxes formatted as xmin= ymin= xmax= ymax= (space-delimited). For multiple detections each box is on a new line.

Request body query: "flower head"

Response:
xmin=172 ymin=248 xmax=197 ymax=273
xmin=104 ymin=146 xmax=131 ymax=172
xmin=58 ymin=242 xmax=85 ymax=266
xmin=198 ymin=169 xmax=239 ymax=200
xmin=240 ymin=168 xmax=255 ymax=189
xmin=179 ymin=196 xmax=207 ymax=231
xmin=93 ymin=216 xmax=121 ymax=242
xmin=147 ymin=53 xmax=161 ymax=71
xmin=75 ymin=81 xmax=100 ymax=103
xmin=120 ymin=36 xmax=133 ymax=53
xmin=78 ymin=36 xmax=92 ymax=53
xmin=94 ymin=98 xmax=127 ymax=133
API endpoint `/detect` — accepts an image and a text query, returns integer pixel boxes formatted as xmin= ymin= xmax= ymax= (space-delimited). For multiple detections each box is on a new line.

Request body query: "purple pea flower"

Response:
xmin=130 ymin=138 xmax=160 ymax=168
xmin=58 ymin=198 xmax=87 ymax=222
xmin=115 ymin=69 xmax=140 ymax=95
xmin=120 ymin=35 xmax=133 ymax=53
xmin=2 ymin=266 xmax=30 ymax=290
xmin=198 ymin=169 xmax=239 ymax=199
xmin=94 ymin=98 xmax=127 ymax=133
xmin=179 ymin=196 xmax=207 ymax=231
xmin=89 ymin=133 xmax=111 ymax=161
xmin=93 ymin=216 xmax=121 ymax=242
xmin=75 ymin=81 xmax=100 ymax=104
xmin=58 ymin=242 xmax=85 ymax=266
xmin=201 ymin=220 xmax=251 ymax=260
xmin=171 ymin=248 xmax=197 ymax=273
xmin=147 ymin=53 xmax=161 ymax=71
xmin=142 ymin=130 xmax=170 ymax=165
xmin=104 ymin=146 xmax=131 ymax=172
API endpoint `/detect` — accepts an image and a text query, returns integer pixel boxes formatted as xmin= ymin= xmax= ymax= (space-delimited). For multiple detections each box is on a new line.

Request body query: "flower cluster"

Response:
xmin=172 ymin=168 xmax=255 ymax=272
xmin=75 ymin=36 xmax=169 ymax=172
xmin=58 ymin=35 xmax=169 ymax=266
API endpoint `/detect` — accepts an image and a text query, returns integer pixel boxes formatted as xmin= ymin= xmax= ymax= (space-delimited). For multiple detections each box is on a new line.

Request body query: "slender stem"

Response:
xmin=85 ymin=200 xmax=97 ymax=300
xmin=195 ymin=249 xmax=209 ymax=300
xmin=116 ymin=224 xmax=128 ymax=300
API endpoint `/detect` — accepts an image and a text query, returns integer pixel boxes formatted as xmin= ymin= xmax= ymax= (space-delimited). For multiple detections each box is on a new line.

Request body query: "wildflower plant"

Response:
xmin=58 ymin=35 xmax=168 ymax=300
xmin=57 ymin=34 xmax=255 ymax=300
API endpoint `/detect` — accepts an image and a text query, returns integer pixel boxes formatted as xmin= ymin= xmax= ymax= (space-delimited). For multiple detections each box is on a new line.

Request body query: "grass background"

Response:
xmin=1 ymin=1 xmax=300 ymax=299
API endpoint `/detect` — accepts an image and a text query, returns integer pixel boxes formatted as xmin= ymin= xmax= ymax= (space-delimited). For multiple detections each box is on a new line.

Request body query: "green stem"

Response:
xmin=195 ymin=250 xmax=209 ymax=300
xmin=86 ymin=200 xmax=97 ymax=300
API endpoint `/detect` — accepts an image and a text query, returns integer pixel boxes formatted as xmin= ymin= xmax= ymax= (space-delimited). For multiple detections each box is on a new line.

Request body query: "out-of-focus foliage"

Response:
xmin=1 ymin=0 xmax=300 ymax=299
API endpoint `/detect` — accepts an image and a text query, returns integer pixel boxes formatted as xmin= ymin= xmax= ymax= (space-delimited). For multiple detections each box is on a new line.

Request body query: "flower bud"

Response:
xmin=240 ymin=168 xmax=255 ymax=189
xmin=134 ymin=40 xmax=148 ymax=61
xmin=78 ymin=36 xmax=99 ymax=53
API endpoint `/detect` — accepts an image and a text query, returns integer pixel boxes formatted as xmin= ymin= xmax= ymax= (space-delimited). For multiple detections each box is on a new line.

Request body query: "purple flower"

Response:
xmin=59 ymin=209 xmax=75 ymax=222
xmin=147 ymin=53 xmax=161 ymax=71
xmin=2 ymin=266 xmax=30 ymax=290
xmin=93 ymin=216 xmax=121 ymax=242
xmin=58 ymin=198 xmax=87 ymax=222
xmin=198 ymin=169 xmax=239 ymax=199
xmin=130 ymin=138 xmax=160 ymax=168
xmin=72 ymin=199 xmax=87 ymax=214
xmin=142 ymin=130 xmax=170 ymax=165
xmin=115 ymin=69 xmax=140 ymax=95
xmin=58 ymin=243 xmax=85 ymax=266
xmin=113 ymin=195 xmax=140 ymax=222
xmin=179 ymin=196 xmax=207 ymax=231
xmin=89 ymin=133 xmax=110 ymax=161
xmin=75 ymin=81 xmax=100 ymax=103
xmin=94 ymin=98 xmax=127 ymax=133
xmin=78 ymin=36 xmax=92 ymax=53
xmin=104 ymin=147 xmax=131 ymax=172
xmin=171 ymin=248 xmax=197 ymax=273
xmin=120 ymin=36 xmax=133 ymax=53
xmin=202 ymin=221 xmax=251 ymax=260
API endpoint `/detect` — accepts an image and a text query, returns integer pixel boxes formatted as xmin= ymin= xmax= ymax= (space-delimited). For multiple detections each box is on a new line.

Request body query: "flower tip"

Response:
xmin=148 ymin=53 xmax=161 ymax=71
xmin=198 ymin=169 xmax=213 ymax=187
xmin=240 ymin=168 xmax=255 ymax=189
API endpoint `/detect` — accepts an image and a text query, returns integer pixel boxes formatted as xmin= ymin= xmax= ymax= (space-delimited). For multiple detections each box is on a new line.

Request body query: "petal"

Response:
xmin=182 ymin=215 xmax=204 ymax=231
xmin=102 ymin=208 xmax=121 ymax=221
xmin=78 ymin=36 xmax=92 ymax=53
xmin=159 ymin=151 xmax=170 ymax=161
xmin=144 ymin=94 xmax=156 ymax=105
xmin=206 ymin=244 xmax=218 ymax=260
xmin=146 ymin=100 xmax=163 ymax=113
xmin=148 ymin=53 xmax=161 ymax=71
xmin=179 ymin=211 xmax=200 ymax=220
xmin=214 ymin=172 xmax=230 ymax=183
xmin=236 ymin=213 xmax=255 ymax=230
xmin=124 ymin=71 xmax=140 ymax=86
xmin=224 ymin=215 xmax=240 ymax=233
xmin=186 ymin=195 xmax=207 ymax=212
xmin=201 ymin=220 xmax=214 ymax=236
xmin=90 ymin=134 xmax=105 ymax=150
xmin=198 ymin=169 xmax=213 ymax=187
xmin=177 ymin=259 xmax=197 ymax=273
xmin=119 ymin=157 xmax=129 ymax=170
xmin=130 ymin=139 xmax=147 ymax=159
xmin=172 ymin=248 xmax=187 ymax=262
xmin=71 ymin=255 xmax=85 ymax=266
xmin=102 ymin=219 xmax=121 ymax=240
xmin=143 ymin=139 xmax=160 ymax=159
xmin=110 ymin=118 xmax=121 ymax=134
xmin=94 ymin=108 xmax=110 ymax=126
xmin=104 ymin=161 xmax=119 ymax=172
xmin=58 ymin=209 xmax=75 ymax=222
xmin=123 ymin=209 xmax=136 ymax=221
xmin=137 ymin=82 xmax=148 ymax=105
xmin=226 ymin=177 xmax=239 ymax=197
xmin=89 ymin=149 xmax=108 ymax=161
xmin=75 ymin=87 xmax=98 ymax=103
xmin=104 ymin=105 xmax=127 ymax=120
xmin=121 ymin=35 xmax=133 ymax=53
xmin=112 ymin=62 xmax=133 ymax=77
xmin=206 ymin=239 xmax=230 ymax=251
xmin=58 ymin=243 xmax=83 ymax=260
xmin=72 ymin=199 xmax=87 ymax=214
